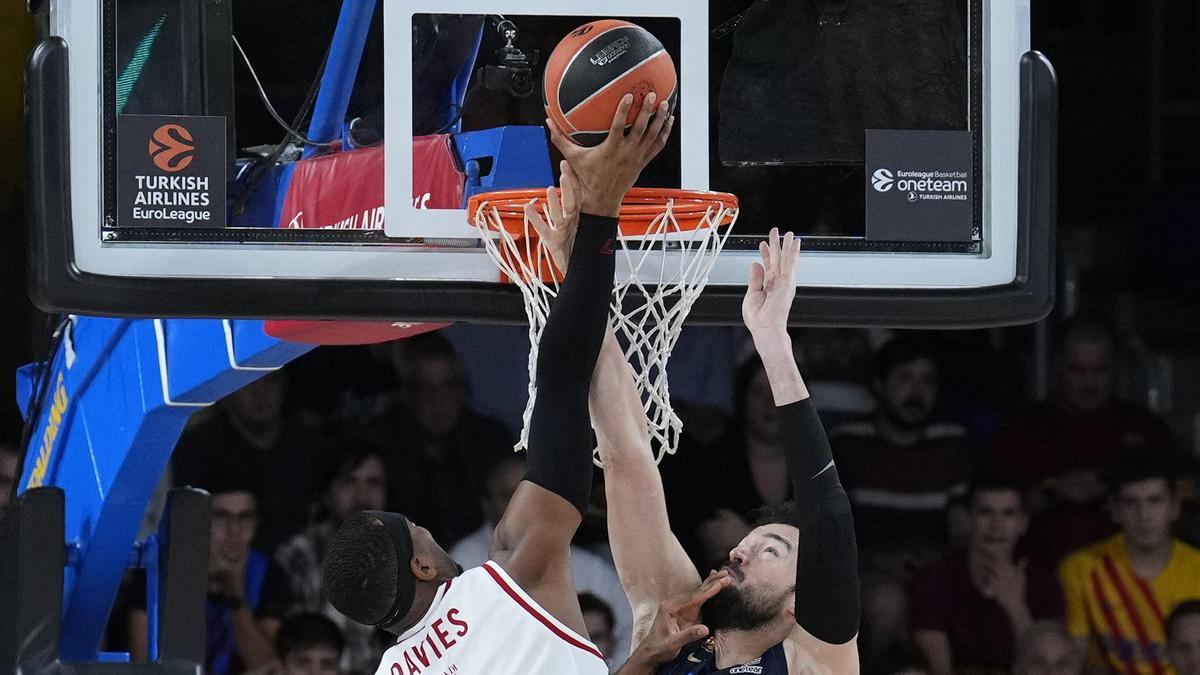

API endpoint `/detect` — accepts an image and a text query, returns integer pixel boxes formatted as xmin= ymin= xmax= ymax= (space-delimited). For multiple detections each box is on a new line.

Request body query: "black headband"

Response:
xmin=365 ymin=510 xmax=416 ymax=628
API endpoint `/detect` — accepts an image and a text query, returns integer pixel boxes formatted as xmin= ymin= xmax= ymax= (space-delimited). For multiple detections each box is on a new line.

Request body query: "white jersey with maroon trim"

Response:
xmin=375 ymin=561 xmax=609 ymax=675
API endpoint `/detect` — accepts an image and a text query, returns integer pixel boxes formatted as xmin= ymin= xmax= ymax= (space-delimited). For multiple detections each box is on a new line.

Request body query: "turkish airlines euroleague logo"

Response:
xmin=148 ymin=124 xmax=195 ymax=173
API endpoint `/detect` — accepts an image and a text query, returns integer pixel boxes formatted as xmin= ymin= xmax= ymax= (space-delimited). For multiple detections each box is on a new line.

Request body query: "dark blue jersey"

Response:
xmin=655 ymin=636 xmax=788 ymax=675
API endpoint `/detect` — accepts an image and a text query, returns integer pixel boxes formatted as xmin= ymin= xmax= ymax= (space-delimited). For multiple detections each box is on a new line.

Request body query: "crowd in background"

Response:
xmin=2 ymin=309 xmax=1198 ymax=675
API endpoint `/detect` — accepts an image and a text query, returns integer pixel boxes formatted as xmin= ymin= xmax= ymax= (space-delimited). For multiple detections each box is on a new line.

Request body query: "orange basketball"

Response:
xmin=543 ymin=20 xmax=678 ymax=147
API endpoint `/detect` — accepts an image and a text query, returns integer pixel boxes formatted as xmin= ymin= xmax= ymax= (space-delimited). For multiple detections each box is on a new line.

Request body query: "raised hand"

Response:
xmin=525 ymin=160 xmax=582 ymax=273
xmin=547 ymin=92 xmax=674 ymax=218
xmin=626 ymin=570 xmax=732 ymax=669
xmin=742 ymin=227 xmax=801 ymax=341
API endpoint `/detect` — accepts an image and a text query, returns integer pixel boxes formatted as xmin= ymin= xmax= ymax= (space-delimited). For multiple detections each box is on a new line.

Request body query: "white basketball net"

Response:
xmin=473 ymin=196 xmax=738 ymax=464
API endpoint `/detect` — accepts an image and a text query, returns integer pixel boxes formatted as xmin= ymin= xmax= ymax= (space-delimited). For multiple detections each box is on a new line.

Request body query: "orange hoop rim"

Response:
xmin=468 ymin=187 xmax=739 ymax=238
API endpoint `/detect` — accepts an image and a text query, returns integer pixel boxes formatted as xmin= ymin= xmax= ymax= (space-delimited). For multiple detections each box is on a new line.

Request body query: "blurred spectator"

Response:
xmin=173 ymin=369 xmax=329 ymax=551
xmin=1168 ymin=600 xmax=1200 ymax=675
xmin=791 ymin=327 xmax=878 ymax=431
xmin=579 ymin=592 xmax=619 ymax=672
xmin=831 ymin=336 xmax=975 ymax=569
xmin=0 ymin=441 xmax=17 ymax=509
xmin=276 ymin=613 xmax=344 ymax=675
xmin=275 ymin=441 xmax=392 ymax=674
xmin=130 ymin=478 xmax=291 ymax=673
xmin=995 ymin=312 xmax=1174 ymax=565
xmin=692 ymin=359 xmax=793 ymax=567
xmin=449 ymin=454 xmax=633 ymax=660
xmin=911 ymin=477 xmax=1064 ymax=674
xmin=1012 ymin=621 xmax=1085 ymax=675
xmin=1059 ymin=455 xmax=1200 ymax=674
xmin=348 ymin=332 xmax=514 ymax=544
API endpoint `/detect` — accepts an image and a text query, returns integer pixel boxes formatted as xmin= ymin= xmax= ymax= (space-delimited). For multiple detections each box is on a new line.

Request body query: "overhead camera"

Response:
xmin=481 ymin=19 xmax=541 ymax=98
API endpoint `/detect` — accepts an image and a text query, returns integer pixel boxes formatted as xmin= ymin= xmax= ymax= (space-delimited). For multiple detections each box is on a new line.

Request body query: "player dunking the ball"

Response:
xmin=323 ymin=93 xmax=726 ymax=675
xmin=545 ymin=114 xmax=862 ymax=673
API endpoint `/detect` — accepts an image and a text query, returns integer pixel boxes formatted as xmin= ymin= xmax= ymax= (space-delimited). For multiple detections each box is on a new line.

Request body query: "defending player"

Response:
xmin=571 ymin=212 xmax=863 ymax=672
xmin=322 ymin=93 xmax=707 ymax=675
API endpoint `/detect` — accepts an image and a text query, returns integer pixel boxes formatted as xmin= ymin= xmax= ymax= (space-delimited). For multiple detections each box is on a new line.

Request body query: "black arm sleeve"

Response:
xmin=522 ymin=213 xmax=618 ymax=515
xmin=778 ymin=398 xmax=860 ymax=644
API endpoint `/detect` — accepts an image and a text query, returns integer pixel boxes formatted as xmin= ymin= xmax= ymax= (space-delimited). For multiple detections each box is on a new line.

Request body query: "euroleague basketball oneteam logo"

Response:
xmin=871 ymin=169 xmax=895 ymax=192
xmin=148 ymin=124 xmax=195 ymax=173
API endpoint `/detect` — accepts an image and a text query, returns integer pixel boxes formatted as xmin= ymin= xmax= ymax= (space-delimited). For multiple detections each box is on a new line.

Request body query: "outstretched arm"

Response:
xmin=591 ymin=327 xmax=703 ymax=647
xmin=489 ymin=93 xmax=673 ymax=628
xmin=742 ymin=231 xmax=861 ymax=663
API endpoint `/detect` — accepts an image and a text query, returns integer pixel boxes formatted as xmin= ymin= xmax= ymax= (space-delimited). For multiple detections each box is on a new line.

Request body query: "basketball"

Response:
xmin=543 ymin=20 xmax=678 ymax=147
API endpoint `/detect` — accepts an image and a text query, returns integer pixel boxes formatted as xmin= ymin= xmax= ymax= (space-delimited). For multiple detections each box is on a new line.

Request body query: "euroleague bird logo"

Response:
xmin=148 ymin=124 xmax=195 ymax=173
xmin=871 ymin=168 xmax=894 ymax=192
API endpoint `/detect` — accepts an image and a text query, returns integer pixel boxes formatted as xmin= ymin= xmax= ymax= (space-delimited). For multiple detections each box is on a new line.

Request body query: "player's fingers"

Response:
xmin=682 ymin=572 xmax=732 ymax=610
xmin=559 ymin=161 xmax=581 ymax=218
xmin=767 ymin=228 xmax=781 ymax=279
xmin=781 ymin=231 xmax=796 ymax=275
xmin=630 ymin=92 xmax=657 ymax=142
xmin=546 ymin=118 xmax=581 ymax=160
xmin=546 ymin=186 xmax=565 ymax=229
xmin=607 ymin=94 xmax=635 ymax=139
xmin=660 ymin=625 xmax=709 ymax=654
xmin=747 ymin=260 xmax=765 ymax=293
xmin=788 ymin=235 xmax=803 ymax=277
xmin=642 ymin=100 xmax=670 ymax=149
xmin=525 ymin=199 xmax=552 ymax=239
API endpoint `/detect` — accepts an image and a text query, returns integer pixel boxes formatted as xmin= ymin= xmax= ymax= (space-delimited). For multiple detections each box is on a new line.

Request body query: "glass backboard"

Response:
xmin=25 ymin=0 xmax=1055 ymax=327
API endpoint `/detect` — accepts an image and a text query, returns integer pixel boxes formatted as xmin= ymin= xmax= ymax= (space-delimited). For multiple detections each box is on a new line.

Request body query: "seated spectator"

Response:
xmin=276 ymin=613 xmax=344 ymax=675
xmin=0 ymin=441 xmax=17 ymax=510
xmin=995 ymin=311 xmax=1174 ymax=565
xmin=1059 ymin=455 xmax=1200 ymax=674
xmin=579 ymin=592 xmax=618 ymax=673
xmin=1167 ymin=600 xmax=1200 ymax=675
xmin=911 ymin=476 xmax=1064 ymax=674
xmin=275 ymin=441 xmax=392 ymax=674
xmin=130 ymin=478 xmax=292 ymax=673
xmin=828 ymin=336 xmax=974 ymax=666
xmin=830 ymin=335 xmax=975 ymax=572
xmin=173 ymin=369 xmax=329 ymax=551
xmin=1012 ymin=621 xmax=1085 ymax=675
xmin=450 ymin=454 xmax=633 ymax=659
xmin=349 ymin=332 xmax=514 ymax=544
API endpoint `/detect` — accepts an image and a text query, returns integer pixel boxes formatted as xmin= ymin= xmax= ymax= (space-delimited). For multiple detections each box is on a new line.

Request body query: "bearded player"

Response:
xmin=577 ymin=217 xmax=863 ymax=673
xmin=321 ymin=93 xmax=720 ymax=675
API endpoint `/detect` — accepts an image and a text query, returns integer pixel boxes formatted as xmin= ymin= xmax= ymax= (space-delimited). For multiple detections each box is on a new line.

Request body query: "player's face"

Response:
xmin=1112 ymin=479 xmax=1178 ymax=551
xmin=326 ymin=455 xmax=387 ymax=523
xmin=1169 ymin=614 xmax=1200 ymax=675
xmin=282 ymin=644 xmax=340 ymax=675
xmin=1059 ymin=338 xmax=1114 ymax=413
xmin=704 ymin=524 xmax=797 ymax=631
xmin=969 ymin=489 xmax=1027 ymax=556
xmin=875 ymin=357 xmax=938 ymax=428
xmin=1014 ymin=632 xmax=1084 ymax=675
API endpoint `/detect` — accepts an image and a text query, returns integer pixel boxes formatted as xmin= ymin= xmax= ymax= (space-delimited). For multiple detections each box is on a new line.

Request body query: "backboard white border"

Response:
xmin=59 ymin=0 xmax=1027 ymax=290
